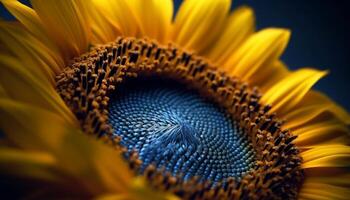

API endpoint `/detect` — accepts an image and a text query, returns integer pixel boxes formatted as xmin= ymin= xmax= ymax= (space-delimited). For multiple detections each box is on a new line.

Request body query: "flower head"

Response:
xmin=0 ymin=0 xmax=349 ymax=199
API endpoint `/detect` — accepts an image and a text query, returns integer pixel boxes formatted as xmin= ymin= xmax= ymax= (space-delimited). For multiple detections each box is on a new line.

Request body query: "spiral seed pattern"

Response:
xmin=56 ymin=37 xmax=303 ymax=199
xmin=109 ymin=80 xmax=255 ymax=184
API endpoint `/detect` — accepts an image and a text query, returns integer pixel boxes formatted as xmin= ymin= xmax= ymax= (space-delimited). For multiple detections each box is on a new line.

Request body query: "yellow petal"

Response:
xmin=261 ymin=68 xmax=327 ymax=114
xmin=299 ymin=182 xmax=350 ymax=200
xmin=284 ymin=92 xmax=350 ymax=130
xmin=0 ymin=22 xmax=59 ymax=79
xmin=0 ymin=99 xmax=133 ymax=195
xmin=0 ymin=55 xmax=76 ymax=123
xmin=0 ymin=148 xmax=60 ymax=182
xmin=248 ymin=60 xmax=290 ymax=92
xmin=31 ymin=0 xmax=91 ymax=59
xmin=224 ymin=28 xmax=290 ymax=81
xmin=128 ymin=0 xmax=173 ymax=43
xmin=296 ymin=90 xmax=350 ymax=125
xmin=95 ymin=194 xmax=128 ymax=200
xmin=206 ymin=6 xmax=255 ymax=65
xmin=128 ymin=177 xmax=180 ymax=200
xmin=87 ymin=1 xmax=122 ymax=44
xmin=300 ymin=159 xmax=350 ymax=199
xmin=1 ymin=0 xmax=46 ymax=38
xmin=303 ymin=173 xmax=350 ymax=188
xmin=1 ymin=0 xmax=64 ymax=67
xmin=284 ymin=104 xmax=335 ymax=130
xmin=301 ymin=145 xmax=350 ymax=168
xmin=293 ymin=120 xmax=349 ymax=147
xmin=92 ymin=0 xmax=140 ymax=37
xmin=96 ymin=177 xmax=180 ymax=200
xmin=172 ymin=0 xmax=230 ymax=53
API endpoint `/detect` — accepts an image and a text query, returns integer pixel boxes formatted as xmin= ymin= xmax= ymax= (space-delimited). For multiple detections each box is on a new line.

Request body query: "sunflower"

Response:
xmin=0 ymin=0 xmax=349 ymax=199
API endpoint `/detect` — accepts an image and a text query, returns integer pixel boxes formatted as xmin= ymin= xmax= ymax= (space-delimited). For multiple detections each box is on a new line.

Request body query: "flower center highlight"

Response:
xmin=109 ymin=79 xmax=255 ymax=184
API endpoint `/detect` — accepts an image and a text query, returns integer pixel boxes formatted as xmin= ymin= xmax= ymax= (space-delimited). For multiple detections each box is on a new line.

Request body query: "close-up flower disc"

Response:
xmin=55 ymin=37 xmax=303 ymax=199
xmin=0 ymin=0 xmax=349 ymax=199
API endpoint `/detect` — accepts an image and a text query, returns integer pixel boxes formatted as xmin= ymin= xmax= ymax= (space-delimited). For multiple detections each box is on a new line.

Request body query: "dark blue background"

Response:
xmin=1 ymin=0 xmax=349 ymax=111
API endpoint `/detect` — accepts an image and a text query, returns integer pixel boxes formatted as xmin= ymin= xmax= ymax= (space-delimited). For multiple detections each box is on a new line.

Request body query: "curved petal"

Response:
xmin=206 ymin=6 xmax=255 ymax=65
xmin=95 ymin=194 xmax=128 ymax=200
xmin=0 ymin=148 xmax=59 ymax=182
xmin=293 ymin=120 xmax=349 ymax=147
xmin=1 ymin=0 xmax=47 ymax=39
xmin=301 ymin=173 xmax=350 ymax=188
xmin=0 ymin=22 xmax=60 ymax=79
xmin=86 ymin=1 xmax=122 ymax=44
xmin=92 ymin=0 xmax=140 ymax=37
xmin=284 ymin=95 xmax=350 ymax=130
xmin=0 ymin=55 xmax=75 ymax=123
xmin=299 ymin=182 xmax=350 ymax=200
xmin=172 ymin=0 xmax=230 ymax=54
xmin=301 ymin=145 xmax=350 ymax=168
xmin=224 ymin=28 xmax=290 ymax=81
xmin=261 ymin=68 xmax=327 ymax=114
xmin=287 ymin=90 xmax=350 ymax=126
xmin=96 ymin=178 xmax=180 ymax=200
xmin=1 ymin=0 xmax=64 ymax=67
xmin=309 ymin=92 xmax=350 ymax=125
xmin=31 ymin=0 xmax=91 ymax=59
xmin=128 ymin=0 xmax=173 ymax=43
xmin=284 ymin=104 xmax=337 ymax=130
xmin=248 ymin=60 xmax=290 ymax=91
xmin=300 ymin=144 xmax=350 ymax=199
xmin=0 ymin=99 xmax=133 ymax=195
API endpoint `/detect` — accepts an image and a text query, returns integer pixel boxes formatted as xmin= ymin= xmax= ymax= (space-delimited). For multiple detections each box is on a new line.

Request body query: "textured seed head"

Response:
xmin=56 ymin=37 xmax=303 ymax=200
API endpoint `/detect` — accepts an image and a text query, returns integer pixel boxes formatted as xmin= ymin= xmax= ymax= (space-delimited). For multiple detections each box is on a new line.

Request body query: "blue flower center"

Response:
xmin=109 ymin=79 xmax=255 ymax=184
